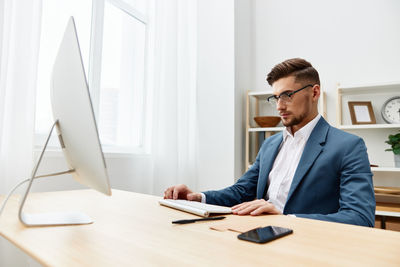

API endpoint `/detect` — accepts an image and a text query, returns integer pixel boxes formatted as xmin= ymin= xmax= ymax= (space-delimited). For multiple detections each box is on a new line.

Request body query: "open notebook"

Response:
xmin=159 ymin=199 xmax=232 ymax=217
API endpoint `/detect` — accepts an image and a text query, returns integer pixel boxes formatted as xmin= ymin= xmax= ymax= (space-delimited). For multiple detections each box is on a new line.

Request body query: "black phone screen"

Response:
xmin=237 ymin=226 xmax=293 ymax=244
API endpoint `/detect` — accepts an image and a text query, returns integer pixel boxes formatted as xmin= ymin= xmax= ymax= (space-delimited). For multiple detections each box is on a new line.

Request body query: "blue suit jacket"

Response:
xmin=204 ymin=118 xmax=376 ymax=227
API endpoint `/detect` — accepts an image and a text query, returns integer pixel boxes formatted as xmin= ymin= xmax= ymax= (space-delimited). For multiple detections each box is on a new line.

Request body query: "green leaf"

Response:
xmin=385 ymin=131 xmax=400 ymax=153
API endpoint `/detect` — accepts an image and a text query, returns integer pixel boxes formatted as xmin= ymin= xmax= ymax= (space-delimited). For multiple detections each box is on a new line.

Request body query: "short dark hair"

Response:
xmin=266 ymin=58 xmax=320 ymax=86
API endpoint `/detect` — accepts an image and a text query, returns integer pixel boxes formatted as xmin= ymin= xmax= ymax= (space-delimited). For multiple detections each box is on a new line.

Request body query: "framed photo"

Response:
xmin=348 ymin=101 xmax=376 ymax=125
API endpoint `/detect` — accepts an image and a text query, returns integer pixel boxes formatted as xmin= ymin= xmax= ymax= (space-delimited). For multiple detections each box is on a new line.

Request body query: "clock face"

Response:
xmin=381 ymin=96 xmax=400 ymax=124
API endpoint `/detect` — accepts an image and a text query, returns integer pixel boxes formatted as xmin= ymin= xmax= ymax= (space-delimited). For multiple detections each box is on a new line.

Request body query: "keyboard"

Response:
xmin=159 ymin=199 xmax=231 ymax=217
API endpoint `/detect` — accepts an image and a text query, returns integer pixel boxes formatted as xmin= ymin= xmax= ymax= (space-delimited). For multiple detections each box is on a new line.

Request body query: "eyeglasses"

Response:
xmin=267 ymin=84 xmax=314 ymax=105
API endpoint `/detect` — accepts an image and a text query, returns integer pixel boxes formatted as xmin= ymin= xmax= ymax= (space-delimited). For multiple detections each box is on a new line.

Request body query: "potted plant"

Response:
xmin=385 ymin=131 xmax=400 ymax=168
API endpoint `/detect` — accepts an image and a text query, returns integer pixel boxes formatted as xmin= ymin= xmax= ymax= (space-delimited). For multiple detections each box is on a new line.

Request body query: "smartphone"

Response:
xmin=237 ymin=226 xmax=293 ymax=244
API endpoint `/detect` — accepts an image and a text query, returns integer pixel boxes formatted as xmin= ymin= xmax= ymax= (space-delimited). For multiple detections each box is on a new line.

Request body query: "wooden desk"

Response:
xmin=1 ymin=189 xmax=400 ymax=266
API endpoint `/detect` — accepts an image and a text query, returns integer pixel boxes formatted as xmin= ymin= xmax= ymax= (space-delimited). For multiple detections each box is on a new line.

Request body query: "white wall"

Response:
xmin=234 ymin=0 xmax=253 ymax=178
xmin=28 ymin=152 xmax=154 ymax=193
xmin=197 ymin=0 xmax=236 ymax=190
xmin=250 ymin=0 xmax=400 ymax=123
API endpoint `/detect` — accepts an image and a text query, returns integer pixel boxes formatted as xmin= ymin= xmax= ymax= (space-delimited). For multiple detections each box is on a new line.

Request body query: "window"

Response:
xmin=35 ymin=0 xmax=92 ymax=139
xmin=35 ymin=0 xmax=149 ymax=153
xmin=97 ymin=1 xmax=147 ymax=149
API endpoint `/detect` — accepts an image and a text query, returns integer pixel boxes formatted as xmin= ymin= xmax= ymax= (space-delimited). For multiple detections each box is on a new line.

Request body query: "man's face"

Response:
xmin=271 ymin=76 xmax=318 ymax=131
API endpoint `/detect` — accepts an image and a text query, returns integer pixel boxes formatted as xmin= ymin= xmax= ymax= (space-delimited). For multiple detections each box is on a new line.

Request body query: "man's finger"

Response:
xmin=250 ymin=206 xmax=269 ymax=216
xmin=164 ymin=188 xmax=172 ymax=199
xmin=232 ymin=203 xmax=251 ymax=213
xmin=172 ymin=187 xmax=180 ymax=200
xmin=231 ymin=203 xmax=243 ymax=210
xmin=250 ymin=203 xmax=280 ymax=215
xmin=237 ymin=204 xmax=260 ymax=215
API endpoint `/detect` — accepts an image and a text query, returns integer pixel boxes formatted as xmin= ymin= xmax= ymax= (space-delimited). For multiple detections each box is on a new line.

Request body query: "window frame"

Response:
xmin=34 ymin=0 xmax=151 ymax=155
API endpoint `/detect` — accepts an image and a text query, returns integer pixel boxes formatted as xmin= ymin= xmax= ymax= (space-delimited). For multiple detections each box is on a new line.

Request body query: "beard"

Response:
xmin=281 ymin=97 xmax=312 ymax=128
xmin=281 ymin=113 xmax=307 ymax=127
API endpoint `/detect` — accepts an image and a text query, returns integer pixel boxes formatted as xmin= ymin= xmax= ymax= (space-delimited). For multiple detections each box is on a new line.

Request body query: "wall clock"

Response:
xmin=381 ymin=96 xmax=400 ymax=124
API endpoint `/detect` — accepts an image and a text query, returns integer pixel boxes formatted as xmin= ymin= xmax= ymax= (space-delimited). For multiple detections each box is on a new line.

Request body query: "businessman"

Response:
xmin=164 ymin=58 xmax=376 ymax=227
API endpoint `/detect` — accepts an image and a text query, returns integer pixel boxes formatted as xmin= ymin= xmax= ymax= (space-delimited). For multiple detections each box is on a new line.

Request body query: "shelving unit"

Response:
xmin=339 ymin=124 xmax=400 ymax=130
xmin=336 ymin=81 xmax=400 ymax=126
xmin=371 ymin=167 xmax=400 ymax=173
xmin=336 ymin=82 xmax=400 ymax=207
xmin=245 ymin=90 xmax=326 ymax=170
xmin=245 ymin=90 xmax=276 ymax=170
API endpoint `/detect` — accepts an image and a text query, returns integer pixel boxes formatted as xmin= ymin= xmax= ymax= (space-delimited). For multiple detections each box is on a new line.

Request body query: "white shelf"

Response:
xmin=248 ymin=91 xmax=273 ymax=96
xmin=371 ymin=167 xmax=400 ymax=172
xmin=338 ymin=81 xmax=400 ymax=94
xmin=248 ymin=127 xmax=285 ymax=132
xmin=375 ymin=210 xmax=400 ymax=218
xmin=248 ymin=91 xmax=274 ymax=100
xmin=338 ymin=124 xmax=400 ymax=130
xmin=336 ymin=82 xmax=400 ymax=197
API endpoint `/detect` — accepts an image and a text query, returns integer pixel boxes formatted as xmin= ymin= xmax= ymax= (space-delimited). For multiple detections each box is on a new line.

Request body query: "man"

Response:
xmin=164 ymin=58 xmax=375 ymax=227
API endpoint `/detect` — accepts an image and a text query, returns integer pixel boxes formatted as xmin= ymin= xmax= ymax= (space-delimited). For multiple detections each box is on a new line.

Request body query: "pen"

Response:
xmin=172 ymin=216 xmax=226 ymax=224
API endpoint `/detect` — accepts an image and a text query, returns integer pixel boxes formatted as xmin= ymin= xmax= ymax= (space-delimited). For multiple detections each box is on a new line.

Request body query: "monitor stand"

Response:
xmin=18 ymin=121 xmax=93 ymax=226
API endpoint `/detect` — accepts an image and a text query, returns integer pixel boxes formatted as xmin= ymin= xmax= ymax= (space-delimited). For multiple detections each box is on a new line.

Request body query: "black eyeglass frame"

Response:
xmin=267 ymin=84 xmax=314 ymax=104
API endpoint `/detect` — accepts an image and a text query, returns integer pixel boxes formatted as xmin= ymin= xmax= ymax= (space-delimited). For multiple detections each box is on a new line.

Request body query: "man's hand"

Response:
xmin=163 ymin=184 xmax=202 ymax=202
xmin=231 ymin=199 xmax=281 ymax=216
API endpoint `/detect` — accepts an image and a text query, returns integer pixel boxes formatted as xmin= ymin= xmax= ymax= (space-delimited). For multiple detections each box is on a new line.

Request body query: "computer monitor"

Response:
xmin=18 ymin=17 xmax=111 ymax=226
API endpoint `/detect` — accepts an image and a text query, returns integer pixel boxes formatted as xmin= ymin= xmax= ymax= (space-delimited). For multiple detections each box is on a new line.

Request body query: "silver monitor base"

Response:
xmin=20 ymin=212 xmax=93 ymax=226
xmin=18 ymin=121 xmax=92 ymax=227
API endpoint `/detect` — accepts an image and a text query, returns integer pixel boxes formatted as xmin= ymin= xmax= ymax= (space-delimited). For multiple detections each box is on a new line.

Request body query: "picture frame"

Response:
xmin=348 ymin=101 xmax=376 ymax=125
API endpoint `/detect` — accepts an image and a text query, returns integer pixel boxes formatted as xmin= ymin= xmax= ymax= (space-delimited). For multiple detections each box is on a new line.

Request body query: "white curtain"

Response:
xmin=0 ymin=1 xmax=42 ymax=266
xmin=148 ymin=0 xmax=198 ymax=195
xmin=0 ymin=0 xmax=41 ymax=194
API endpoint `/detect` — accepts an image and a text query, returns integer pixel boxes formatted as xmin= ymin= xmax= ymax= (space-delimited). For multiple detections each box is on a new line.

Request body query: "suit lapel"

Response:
xmin=256 ymin=133 xmax=282 ymax=199
xmin=285 ymin=118 xmax=329 ymax=203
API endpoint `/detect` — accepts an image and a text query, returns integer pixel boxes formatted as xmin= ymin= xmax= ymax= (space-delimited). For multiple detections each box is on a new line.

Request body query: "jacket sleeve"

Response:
xmin=203 ymin=151 xmax=261 ymax=207
xmin=294 ymin=138 xmax=376 ymax=227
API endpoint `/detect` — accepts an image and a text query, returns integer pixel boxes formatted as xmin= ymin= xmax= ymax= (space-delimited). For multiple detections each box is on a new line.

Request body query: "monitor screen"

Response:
xmin=18 ymin=17 xmax=111 ymax=226
xmin=51 ymin=17 xmax=111 ymax=196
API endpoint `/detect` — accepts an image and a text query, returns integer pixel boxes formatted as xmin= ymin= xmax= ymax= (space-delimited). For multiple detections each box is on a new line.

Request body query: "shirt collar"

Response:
xmin=283 ymin=114 xmax=322 ymax=141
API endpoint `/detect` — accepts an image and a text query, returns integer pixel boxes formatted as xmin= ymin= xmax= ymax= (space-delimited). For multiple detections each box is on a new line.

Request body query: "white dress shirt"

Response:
xmin=201 ymin=114 xmax=322 ymax=209
xmin=266 ymin=114 xmax=321 ymax=212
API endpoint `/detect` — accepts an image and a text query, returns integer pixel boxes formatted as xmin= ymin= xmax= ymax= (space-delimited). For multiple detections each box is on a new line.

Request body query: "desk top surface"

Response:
xmin=1 ymin=189 xmax=400 ymax=266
